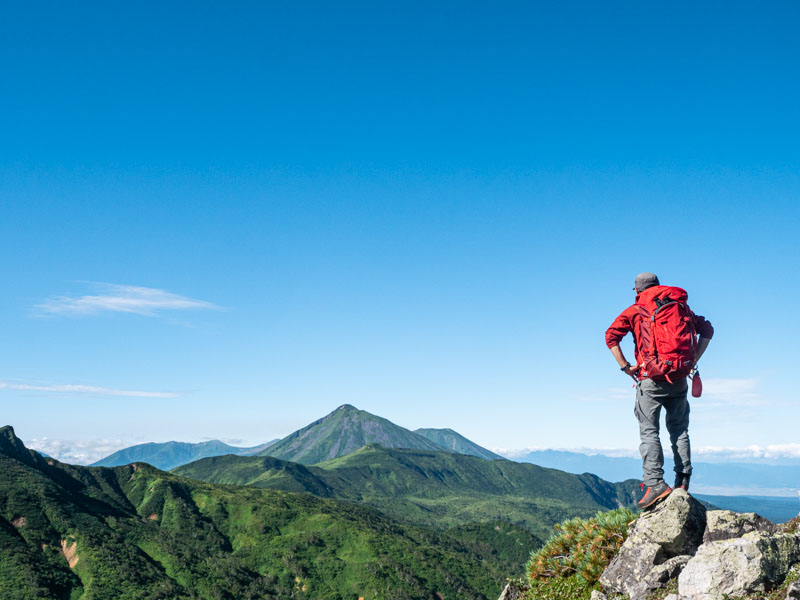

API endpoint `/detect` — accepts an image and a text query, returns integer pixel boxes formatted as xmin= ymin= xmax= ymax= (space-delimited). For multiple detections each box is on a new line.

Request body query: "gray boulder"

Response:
xmin=600 ymin=489 xmax=706 ymax=599
xmin=678 ymin=531 xmax=800 ymax=600
xmin=630 ymin=488 xmax=707 ymax=556
xmin=703 ymin=509 xmax=776 ymax=543
xmin=627 ymin=555 xmax=691 ymax=600
xmin=600 ymin=541 xmax=664 ymax=597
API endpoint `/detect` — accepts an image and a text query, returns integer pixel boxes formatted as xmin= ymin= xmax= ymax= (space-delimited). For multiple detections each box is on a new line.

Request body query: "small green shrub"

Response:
xmin=527 ymin=507 xmax=635 ymax=586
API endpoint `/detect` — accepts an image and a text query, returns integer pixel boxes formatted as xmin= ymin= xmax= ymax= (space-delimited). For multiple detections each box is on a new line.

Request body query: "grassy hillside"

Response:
xmin=414 ymin=428 xmax=504 ymax=460
xmin=260 ymin=404 xmax=446 ymax=464
xmin=0 ymin=425 xmax=509 ymax=600
xmin=176 ymin=444 xmax=641 ymax=542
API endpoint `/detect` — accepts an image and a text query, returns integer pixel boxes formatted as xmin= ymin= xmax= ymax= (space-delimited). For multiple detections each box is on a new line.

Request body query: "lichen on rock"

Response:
xmin=678 ymin=531 xmax=800 ymax=600
xmin=703 ymin=509 xmax=777 ymax=544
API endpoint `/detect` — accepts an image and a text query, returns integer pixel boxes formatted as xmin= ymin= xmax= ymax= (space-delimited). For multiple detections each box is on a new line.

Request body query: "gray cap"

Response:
xmin=634 ymin=272 xmax=660 ymax=292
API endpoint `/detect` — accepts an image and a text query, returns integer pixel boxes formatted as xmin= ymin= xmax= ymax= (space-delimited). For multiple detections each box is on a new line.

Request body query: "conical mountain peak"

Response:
xmin=325 ymin=404 xmax=363 ymax=419
xmin=260 ymin=406 xmax=444 ymax=464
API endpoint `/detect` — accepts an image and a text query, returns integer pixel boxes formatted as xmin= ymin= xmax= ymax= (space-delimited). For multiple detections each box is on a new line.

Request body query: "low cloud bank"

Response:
xmin=498 ymin=444 xmax=800 ymax=463
xmin=25 ymin=437 xmax=130 ymax=465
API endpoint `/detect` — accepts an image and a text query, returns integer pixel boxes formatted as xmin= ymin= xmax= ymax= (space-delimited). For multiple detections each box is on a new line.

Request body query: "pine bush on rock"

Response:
xmin=525 ymin=507 xmax=635 ymax=596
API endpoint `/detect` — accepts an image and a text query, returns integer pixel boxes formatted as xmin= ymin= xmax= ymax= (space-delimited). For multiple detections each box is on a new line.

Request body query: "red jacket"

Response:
xmin=605 ymin=285 xmax=714 ymax=370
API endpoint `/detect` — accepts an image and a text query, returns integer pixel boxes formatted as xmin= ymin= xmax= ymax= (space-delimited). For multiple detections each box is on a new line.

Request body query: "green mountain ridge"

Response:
xmin=0 ymin=425 xmax=510 ymax=599
xmin=413 ymin=427 xmax=504 ymax=460
xmin=90 ymin=439 xmax=279 ymax=470
xmin=175 ymin=443 xmax=642 ymax=542
xmin=260 ymin=404 xmax=446 ymax=464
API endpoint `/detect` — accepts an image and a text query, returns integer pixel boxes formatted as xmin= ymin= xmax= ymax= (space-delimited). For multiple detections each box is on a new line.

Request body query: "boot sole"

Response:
xmin=638 ymin=486 xmax=673 ymax=510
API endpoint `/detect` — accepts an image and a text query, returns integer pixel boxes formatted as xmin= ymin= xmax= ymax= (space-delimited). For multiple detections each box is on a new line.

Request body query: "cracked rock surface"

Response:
xmin=678 ymin=532 xmax=800 ymax=600
xmin=599 ymin=489 xmax=706 ymax=599
xmin=703 ymin=509 xmax=777 ymax=544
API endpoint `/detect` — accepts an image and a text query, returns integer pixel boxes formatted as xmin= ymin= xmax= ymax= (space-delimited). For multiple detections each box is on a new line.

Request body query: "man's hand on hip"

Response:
xmin=622 ymin=364 xmax=639 ymax=380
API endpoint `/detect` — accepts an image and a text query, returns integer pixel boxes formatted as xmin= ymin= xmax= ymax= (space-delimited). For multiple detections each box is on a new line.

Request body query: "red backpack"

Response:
xmin=635 ymin=286 xmax=697 ymax=382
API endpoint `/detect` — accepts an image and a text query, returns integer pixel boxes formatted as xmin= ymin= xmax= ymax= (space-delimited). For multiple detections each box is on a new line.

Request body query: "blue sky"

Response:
xmin=1 ymin=2 xmax=799 ymax=464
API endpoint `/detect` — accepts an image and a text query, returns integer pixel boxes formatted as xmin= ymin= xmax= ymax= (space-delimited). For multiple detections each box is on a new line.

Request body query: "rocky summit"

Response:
xmin=598 ymin=488 xmax=706 ymax=599
xmin=589 ymin=489 xmax=800 ymax=600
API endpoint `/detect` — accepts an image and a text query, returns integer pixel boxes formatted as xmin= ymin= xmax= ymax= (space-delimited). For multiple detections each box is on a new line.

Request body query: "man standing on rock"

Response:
xmin=605 ymin=272 xmax=714 ymax=509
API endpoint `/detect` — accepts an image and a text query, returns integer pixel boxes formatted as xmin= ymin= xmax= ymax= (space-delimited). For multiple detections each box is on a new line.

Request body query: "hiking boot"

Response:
xmin=637 ymin=481 xmax=672 ymax=510
xmin=674 ymin=473 xmax=691 ymax=492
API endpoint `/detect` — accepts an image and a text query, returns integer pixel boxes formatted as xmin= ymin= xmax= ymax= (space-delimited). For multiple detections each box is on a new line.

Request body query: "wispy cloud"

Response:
xmin=703 ymin=377 xmax=758 ymax=399
xmin=35 ymin=283 xmax=221 ymax=317
xmin=699 ymin=377 xmax=764 ymax=408
xmin=0 ymin=380 xmax=179 ymax=398
xmin=577 ymin=378 xmax=764 ymax=408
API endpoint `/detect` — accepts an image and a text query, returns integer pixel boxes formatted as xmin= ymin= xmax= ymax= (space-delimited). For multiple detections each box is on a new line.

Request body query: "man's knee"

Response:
xmin=640 ymin=436 xmax=664 ymax=453
xmin=665 ymin=419 xmax=689 ymax=441
xmin=669 ymin=436 xmax=685 ymax=448
xmin=638 ymin=411 xmax=660 ymax=432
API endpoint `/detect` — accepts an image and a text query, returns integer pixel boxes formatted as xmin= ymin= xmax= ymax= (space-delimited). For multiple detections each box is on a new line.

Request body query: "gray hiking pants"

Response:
xmin=635 ymin=378 xmax=691 ymax=487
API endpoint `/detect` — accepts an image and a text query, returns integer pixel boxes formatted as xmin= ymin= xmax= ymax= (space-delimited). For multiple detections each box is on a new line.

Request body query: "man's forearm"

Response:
xmin=609 ymin=345 xmax=630 ymax=368
xmin=696 ymin=337 xmax=710 ymax=362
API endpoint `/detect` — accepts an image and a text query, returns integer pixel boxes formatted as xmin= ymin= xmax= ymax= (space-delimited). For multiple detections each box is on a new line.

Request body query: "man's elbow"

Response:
xmin=605 ymin=330 xmax=623 ymax=349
